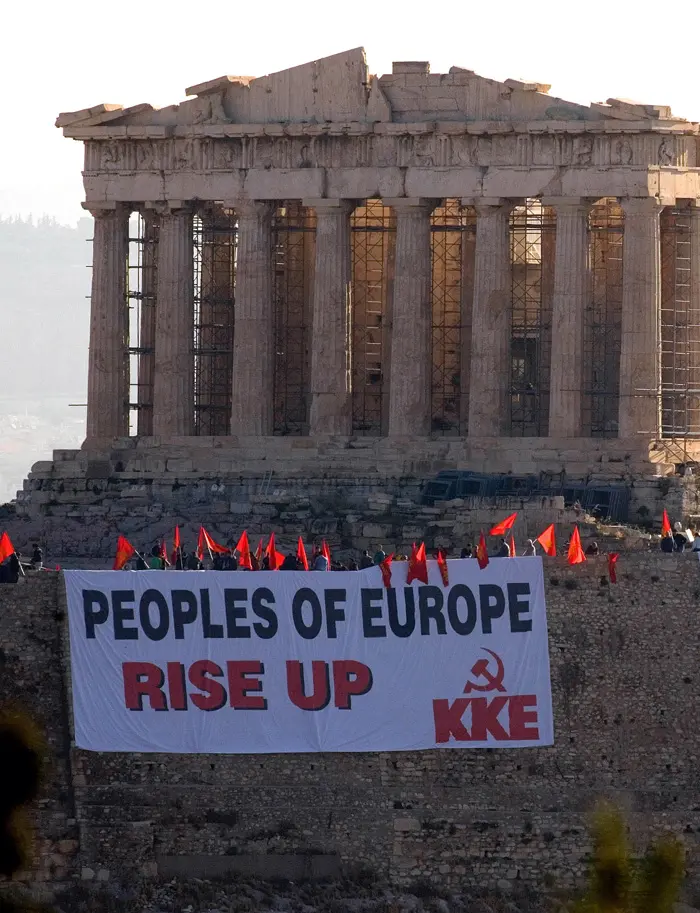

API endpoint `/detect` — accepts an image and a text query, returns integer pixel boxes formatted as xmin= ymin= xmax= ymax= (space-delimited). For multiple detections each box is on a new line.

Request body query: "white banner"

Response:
xmin=64 ymin=559 xmax=553 ymax=753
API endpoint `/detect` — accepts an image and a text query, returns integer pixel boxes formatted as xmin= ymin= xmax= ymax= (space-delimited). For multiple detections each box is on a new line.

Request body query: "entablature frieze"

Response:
xmin=83 ymin=128 xmax=700 ymax=177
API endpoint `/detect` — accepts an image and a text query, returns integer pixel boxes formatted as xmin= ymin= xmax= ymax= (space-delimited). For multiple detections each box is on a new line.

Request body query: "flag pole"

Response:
xmin=15 ymin=551 xmax=25 ymax=577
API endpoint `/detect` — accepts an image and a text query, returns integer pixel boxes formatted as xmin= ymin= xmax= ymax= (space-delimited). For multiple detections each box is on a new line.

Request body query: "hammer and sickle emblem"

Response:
xmin=464 ymin=649 xmax=506 ymax=694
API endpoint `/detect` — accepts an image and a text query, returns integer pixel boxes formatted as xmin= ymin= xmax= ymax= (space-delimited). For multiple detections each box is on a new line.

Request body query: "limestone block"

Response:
xmin=54 ymin=450 xmax=81 ymax=462
xmin=29 ymin=462 xmax=55 ymax=475
xmin=394 ymin=817 xmax=421 ymax=833
xmin=481 ymin=167 xmax=558 ymax=198
xmin=363 ymin=523 xmax=391 ymax=538
xmin=244 ymin=168 xmax=323 ymax=200
xmin=165 ymin=171 xmax=244 ymax=202
xmin=166 ymin=459 xmax=194 ymax=473
xmin=120 ymin=486 xmax=150 ymax=499
xmin=326 ymin=167 xmax=403 ymax=199
xmin=85 ymin=172 xmax=165 ymax=202
xmin=405 ymin=167 xmax=481 ymax=198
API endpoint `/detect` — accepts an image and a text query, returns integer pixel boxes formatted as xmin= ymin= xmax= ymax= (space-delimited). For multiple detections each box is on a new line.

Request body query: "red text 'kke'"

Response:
xmin=433 ymin=695 xmax=540 ymax=742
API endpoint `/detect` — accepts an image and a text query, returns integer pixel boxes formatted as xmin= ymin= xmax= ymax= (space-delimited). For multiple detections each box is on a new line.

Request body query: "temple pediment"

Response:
xmin=56 ymin=47 xmax=687 ymax=132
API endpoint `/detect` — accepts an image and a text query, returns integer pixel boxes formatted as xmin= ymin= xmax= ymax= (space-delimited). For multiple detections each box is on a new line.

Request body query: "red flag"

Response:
xmin=113 ymin=535 xmax=135 ymax=570
xmin=662 ymin=509 xmax=672 ymax=537
xmin=265 ymin=533 xmax=284 ymax=571
xmin=0 ymin=532 xmax=15 ymax=565
xmin=297 ymin=537 xmax=309 ymax=571
xmin=489 ymin=512 xmax=517 ymax=536
xmin=171 ymin=525 xmax=182 ymax=565
xmin=567 ymin=526 xmax=586 ymax=565
xmin=508 ymin=534 xmax=516 ymax=558
xmin=235 ymin=530 xmax=253 ymax=570
xmin=537 ymin=524 xmax=557 ymax=557
xmin=254 ymin=538 xmax=264 ymax=563
xmin=407 ymin=542 xmax=428 ymax=585
xmin=197 ymin=526 xmax=228 ymax=560
xmin=436 ymin=549 xmax=449 ymax=587
xmin=380 ymin=554 xmax=394 ymax=588
xmin=608 ymin=552 xmax=619 ymax=584
xmin=159 ymin=540 xmax=170 ymax=566
xmin=476 ymin=532 xmax=489 ymax=570
xmin=321 ymin=541 xmax=331 ymax=570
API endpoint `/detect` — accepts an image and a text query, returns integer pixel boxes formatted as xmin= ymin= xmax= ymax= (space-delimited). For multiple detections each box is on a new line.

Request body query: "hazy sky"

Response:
xmin=4 ymin=0 xmax=700 ymax=225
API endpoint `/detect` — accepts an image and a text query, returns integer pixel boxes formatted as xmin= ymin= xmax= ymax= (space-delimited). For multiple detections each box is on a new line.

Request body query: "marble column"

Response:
xmin=304 ymin=199 xmax=354 ymax=435
xmin=85 ymin=205 xmax=130 ymax=440
xmin=153 ymin=205 xmax=195 ymax=437
xmin=230 ymin=200 xmax=274 ymax=435
xmin=547 ymin=198 xmax=591 ymax=437
xmin=618 ymin=198 xmax=663 ymax=439
xmin=386 ymin=198 xmax=435 ymax=436
xmin=467 ymin=200 xmax=512 ymax=436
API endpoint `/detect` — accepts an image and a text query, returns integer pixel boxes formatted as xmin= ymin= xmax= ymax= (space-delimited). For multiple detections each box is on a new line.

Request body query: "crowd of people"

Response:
xmin=2 ymin=510 xmax=699 ymax=583
xmin=127 ymin=543 xmax=393 ymax=572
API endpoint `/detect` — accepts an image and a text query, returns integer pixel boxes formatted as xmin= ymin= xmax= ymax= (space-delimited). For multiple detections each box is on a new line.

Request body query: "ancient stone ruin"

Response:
xmin=11 ymin=47 xmax=700 ymax=554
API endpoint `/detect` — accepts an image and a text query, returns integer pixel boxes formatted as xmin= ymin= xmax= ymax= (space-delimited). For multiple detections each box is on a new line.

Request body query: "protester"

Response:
xmin=312 ymin=548 xmax=329 ymax=572
xmin=460 ymin=546 xmax=472 ymax=558
xmin=585 ymin=541 xmax=599 ymax=556
xmin=673 ymin=522 xmax=688 ymax=552
xmin=661 ymin=534 xmax=675 ymax=553
xmin=186 ymin=551 xmax=202 ymax=570
xmin=7 ymin=552 xmax=21 ymax=583
xmin=522 ymin=539 xmax=537 ymax=556
xmin=496 ymin=538 xmax=510 ymax=558
xmin=280 ymin=553 xmax=299 ymax=570
xmin=348 ymin=559 xmax=359 ymax=570
xmin=360 ymin=550 xmax=373 ymax=569
xmin=30 ymin=544 xmax=43 ymax=570
xmin=149 ymin=545 xmax=165 ymax=570
xmin=373 ymin=545 xmax=386 ymax=565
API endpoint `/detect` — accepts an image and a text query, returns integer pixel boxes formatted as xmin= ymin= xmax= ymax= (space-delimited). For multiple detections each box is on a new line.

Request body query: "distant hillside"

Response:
xmin=0 ymin=215 xmax=91 ymax=500
xmin=0 ymin=215 xmax=92 ymax=396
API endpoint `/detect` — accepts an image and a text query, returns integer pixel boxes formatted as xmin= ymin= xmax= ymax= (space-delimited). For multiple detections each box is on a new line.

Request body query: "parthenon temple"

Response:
xmin=51 ymin=47 xmax=700 ymax=481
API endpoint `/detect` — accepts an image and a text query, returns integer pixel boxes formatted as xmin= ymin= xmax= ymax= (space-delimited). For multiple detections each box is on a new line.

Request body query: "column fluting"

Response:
xmin=305 ymin=199 xmax=354 ymax=435
xmin=86 ymin=205 xmax=130 ymax=440
xmin=386 ymin=198 xmax=435 ymax=437
xmin=468 ymin=201 xmax=512 ymax=436
xmin=547 ymin=198 xmax=591 ymax=437
xmin=153 ymin=205 xmax=195 ymax=437
xmin=230 ymin=200 xmax=275 ymax=435
xmin=618 ymin=198 xmax=663 ymax=439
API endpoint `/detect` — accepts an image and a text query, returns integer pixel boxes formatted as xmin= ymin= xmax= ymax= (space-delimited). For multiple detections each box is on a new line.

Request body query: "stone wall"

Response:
xmin=8 ymin=447 xmax=698 ymax=565
xmin=3 ymin=553 xmax=700 ymax=892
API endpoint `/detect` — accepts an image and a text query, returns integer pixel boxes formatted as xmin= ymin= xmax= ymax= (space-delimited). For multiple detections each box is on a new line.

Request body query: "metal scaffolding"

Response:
xmin=660 ymin=205 xmax=700 ymax=455
xmin=127 ymin=212 xmax=158 ymax=436
xmin=272 ymin=203 xmax=315 ymax=435
xmin=350 ymin=200 xmax=394 ymax=435
xmin=192 ymin=206 xmax=237 ymax=436
xmin=430 ymin=200 xmax=473 ymax=435
xmin=509 ymin=199 xmax=554 ymax=436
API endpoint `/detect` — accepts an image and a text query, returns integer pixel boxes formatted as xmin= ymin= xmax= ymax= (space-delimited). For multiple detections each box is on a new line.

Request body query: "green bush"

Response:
xmin=574 ymin=803 xmax=684 ymax=913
